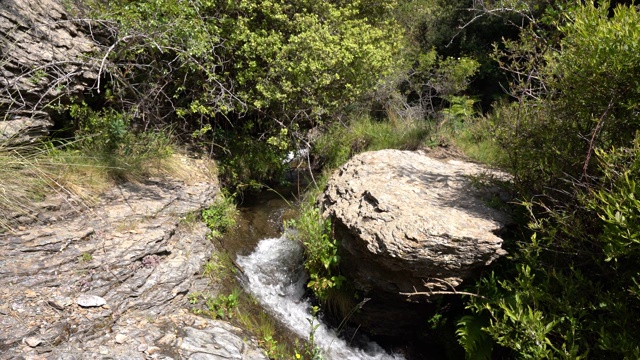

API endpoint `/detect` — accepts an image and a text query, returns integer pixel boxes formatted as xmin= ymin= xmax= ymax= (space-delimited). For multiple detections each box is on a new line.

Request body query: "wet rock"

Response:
xmin=320 ymin=149 xmax=511 ymax=336
xmin=76 ymin=295 xmax=107 ymax=308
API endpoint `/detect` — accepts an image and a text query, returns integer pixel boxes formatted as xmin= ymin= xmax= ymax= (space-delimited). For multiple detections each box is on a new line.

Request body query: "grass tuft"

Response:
xmin=313 ymin=115 xmax=431 ymax=170
xmin=0 ymin=129 xmax=176 ymax=233
xmin=438 ymin=115 xmax=508 ymax=167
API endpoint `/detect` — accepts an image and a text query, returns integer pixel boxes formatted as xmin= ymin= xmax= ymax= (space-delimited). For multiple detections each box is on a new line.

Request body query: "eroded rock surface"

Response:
xmin=320 ymin=150 xmax=510 ymax=335
xmin=321 ymin=149 xmax=510 ymax=294
xmin=0 ymin=0 xmax=99 ymax=143
xmin=0 ymin=167 xmax=266 ymax=359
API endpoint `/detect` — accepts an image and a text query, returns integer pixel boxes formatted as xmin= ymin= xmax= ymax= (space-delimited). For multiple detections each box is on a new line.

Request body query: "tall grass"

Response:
xmin=0 ymin=142 xmax=52 ymax=232
xmin=312 ymin=114 xmax=432 ymax=171
xmin=438 ymin=114 xmax=508 ymax=167
xmin=0 ymin=129 xmax=175 ymax=233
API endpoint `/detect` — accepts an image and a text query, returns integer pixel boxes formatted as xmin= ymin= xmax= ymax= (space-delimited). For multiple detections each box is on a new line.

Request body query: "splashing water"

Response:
xmin=237 ymin=236 xmax=405 ymax=360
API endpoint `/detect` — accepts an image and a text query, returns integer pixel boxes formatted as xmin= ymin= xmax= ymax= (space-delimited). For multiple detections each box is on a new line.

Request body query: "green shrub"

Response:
xmin=202 ymin=191 xmax=238 ymax=239
xmin=88 ymin=0 xmax=402 ymax=141
xmin=214 ymin=127 xmax=291 ymax=191
xmin=459 ymin=3 xmax=640 ymax=358
xmin=68 ymin=103 xmax=174 ymax=179
xmin=287 ymin=201 xmax=344 ymax=301
xmin=491 ymin=1 xmax=640 ymax=196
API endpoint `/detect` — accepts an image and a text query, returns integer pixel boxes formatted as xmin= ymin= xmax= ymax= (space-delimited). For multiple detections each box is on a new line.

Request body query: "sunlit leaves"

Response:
xmin=92 ymin=0 xmax=402 ymax=129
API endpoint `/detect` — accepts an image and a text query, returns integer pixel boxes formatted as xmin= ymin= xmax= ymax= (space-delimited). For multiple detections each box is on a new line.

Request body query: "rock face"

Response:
xmin=0 ymin=161 xmax=266 ymax=359
xmin=320 ymin=149 xmax=510 ymax=335
xmin=0 ymin=0 xmax=99 ymax=143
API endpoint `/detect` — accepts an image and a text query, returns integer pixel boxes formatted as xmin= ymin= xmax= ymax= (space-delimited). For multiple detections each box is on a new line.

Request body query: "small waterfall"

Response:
xmin=237 ymin=236 xmax=405 ymax=360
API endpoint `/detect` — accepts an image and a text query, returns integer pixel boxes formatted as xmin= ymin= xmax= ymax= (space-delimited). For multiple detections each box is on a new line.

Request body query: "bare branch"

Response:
xmin=400 ymin=290 xmax=487 ymax=300
xmin=400 ymin=279 xmax=487 ymax=300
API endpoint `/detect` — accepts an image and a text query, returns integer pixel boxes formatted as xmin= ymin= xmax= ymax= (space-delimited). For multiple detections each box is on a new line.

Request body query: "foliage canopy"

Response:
xmin=462 ymin=2 xmax=640 ymax=358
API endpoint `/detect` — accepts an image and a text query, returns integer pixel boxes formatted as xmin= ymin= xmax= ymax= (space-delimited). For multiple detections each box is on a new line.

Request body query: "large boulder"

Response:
xmin=320 ymin=149 xmax=510 ymax=335
xmin=0 ymin=0 xmax=99 ymax=143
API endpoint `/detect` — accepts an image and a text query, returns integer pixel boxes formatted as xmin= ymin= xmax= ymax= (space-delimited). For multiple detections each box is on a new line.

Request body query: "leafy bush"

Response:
xmin=463 ymin=3 xmax=640 ymax=358
xmin=287 ymin=202 xmax=344 ymax=301
xmin=213 ymin=126 xmax=291 ymax=190
xmin=88 ymin=0 xmax=402 ymax=137
xmin=68 ymin=103 xmax=174 ymax=179
xmin=202 ymin=191 xmax=238 ymax=239
xmin=82 ymin=0 xmax=405 ymax=191
xmin=491 ymin=1 xmax=640 ymax=195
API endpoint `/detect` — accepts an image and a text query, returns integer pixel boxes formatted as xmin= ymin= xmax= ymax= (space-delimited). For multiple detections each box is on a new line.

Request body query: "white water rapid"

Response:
xmin=237 ymin=236 xmax=405 ymax=360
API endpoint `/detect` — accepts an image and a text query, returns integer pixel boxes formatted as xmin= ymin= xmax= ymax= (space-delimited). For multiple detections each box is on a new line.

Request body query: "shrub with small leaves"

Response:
xmin=202 ymin=192 xmax=238 ymax=239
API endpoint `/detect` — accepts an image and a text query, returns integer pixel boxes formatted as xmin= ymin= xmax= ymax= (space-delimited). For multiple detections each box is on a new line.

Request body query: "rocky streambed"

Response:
xmin=0 ymin=149 xmax=512 ymax=360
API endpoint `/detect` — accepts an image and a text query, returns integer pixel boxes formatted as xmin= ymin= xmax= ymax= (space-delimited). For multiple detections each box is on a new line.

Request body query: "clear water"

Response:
xmin=237 ymin=236 xmax=405 ymax=360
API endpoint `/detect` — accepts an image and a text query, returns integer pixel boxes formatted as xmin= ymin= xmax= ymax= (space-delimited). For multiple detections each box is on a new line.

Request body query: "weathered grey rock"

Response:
xmin=76 ymin=295 xmax=107 ymax=308
xmin=320 ymin=149 xmax=510 ymax=335
xmin=0 ymin=0 xmax=100 ymax=143
xmin=318 ymin=150 xmax=509 ymax=337
xmin=114 ymin=333 xmax=127 ymax=344
xmin=24 ymin=336 xmax=42 ymax=348
xmin=0 ymin=164 xmax=266 ymax=359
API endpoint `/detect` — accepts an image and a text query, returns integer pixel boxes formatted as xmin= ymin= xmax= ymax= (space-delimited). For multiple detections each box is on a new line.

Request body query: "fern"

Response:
xmin=456 ymin=315 xmax=492 ymax=360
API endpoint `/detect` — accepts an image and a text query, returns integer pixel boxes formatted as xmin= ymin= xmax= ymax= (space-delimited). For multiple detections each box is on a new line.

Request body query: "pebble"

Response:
xmin=146 ymin=346 xmax=161 ymax=355
xmin=24 ymin=337 xmax=42 ymax=347
xmin=48 ymin=296 xmax=71 ymax=310
xmin=76 ymin=295 xmax=107 ymax=308
xmin=115 ymin=334 xmax=127 ymax=344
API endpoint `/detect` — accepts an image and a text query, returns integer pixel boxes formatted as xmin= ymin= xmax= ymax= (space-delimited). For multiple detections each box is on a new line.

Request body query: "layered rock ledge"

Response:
xmin=0 ymin=159 xmax=266 ymax=360
xmin=319 ymin=150 xmax=510 ymax=335
xmin=0 ymin=0 xmax=99 ymax=143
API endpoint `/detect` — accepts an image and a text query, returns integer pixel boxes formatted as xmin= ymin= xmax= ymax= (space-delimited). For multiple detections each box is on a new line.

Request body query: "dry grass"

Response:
xmin=0 ymin=142 xmax=112 ymax=232
xmin=162 ymin=154 xmax=219 ymax=185
xmin=0 ymin=145 xmax=48 ymax=232
xmin=0 ymin=136 xmax=212 ymax=233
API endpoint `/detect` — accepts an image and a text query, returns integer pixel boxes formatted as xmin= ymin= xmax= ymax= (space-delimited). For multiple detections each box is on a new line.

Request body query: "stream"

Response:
xmin=223 ymin=185 xmax=405 ymax=360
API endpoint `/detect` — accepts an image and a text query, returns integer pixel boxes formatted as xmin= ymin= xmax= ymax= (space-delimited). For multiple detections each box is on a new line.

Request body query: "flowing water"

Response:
xmin=237 ymin=236 xmax=404 ymax=360
xmin=226 ymin=185 xmax=404 ymax=360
